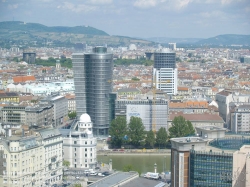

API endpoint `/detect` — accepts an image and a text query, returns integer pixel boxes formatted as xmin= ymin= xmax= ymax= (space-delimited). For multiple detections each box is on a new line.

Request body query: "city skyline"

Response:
xmin=0 ymin=0 xmax=249 ymax=38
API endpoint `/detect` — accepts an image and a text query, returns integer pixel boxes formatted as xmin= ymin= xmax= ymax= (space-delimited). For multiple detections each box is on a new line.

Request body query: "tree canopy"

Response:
xmin=109 ymin=117 xmax=127 ymax=147
xmin=145 ymin=130 xmax=155 ymax=148
xmin=128 ymin=117 xmax=145 ymax=146
xmin=168 ymin=116 xmax=195 ymax=138
xmin=68 ymin=111 xmax=77 ymax=119
xmin=156 ymin=127 xmax=168 ymax=147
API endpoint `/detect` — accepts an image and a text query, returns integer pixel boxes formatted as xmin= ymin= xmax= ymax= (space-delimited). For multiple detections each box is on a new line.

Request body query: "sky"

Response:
xmin=0 ymin=0 xmax=250 ymax=38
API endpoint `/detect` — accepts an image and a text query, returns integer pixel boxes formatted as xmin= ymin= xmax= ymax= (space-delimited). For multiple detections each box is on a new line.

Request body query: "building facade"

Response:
xmin=60 ymin=113 xmax=97 ymax=169
xmin=231 ymin=105 xmax=250 ymax=133
xmin=72 ymin=53 xmax=86 ymax=116
xmin=153 ymin=48 xmax=177 ymax=95
xmin=1 ymin=105 xmax=26 ymax=124
xmin=41 ymin=94 xmax=68 ymax=127
xmin=25 ymin=104 xmax=54 ymax=127
xmin=73 ymin=46 xmax=113 ymax=136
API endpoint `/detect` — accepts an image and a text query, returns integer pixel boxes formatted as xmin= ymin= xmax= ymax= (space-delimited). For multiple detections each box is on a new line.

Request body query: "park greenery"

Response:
xmin=68 ymin=111 xmax=77 ymax=119
xmin=109 ymin=116 xmax=195 ymax=149
xmin=35 ymin=57 xmax=73 ymax=68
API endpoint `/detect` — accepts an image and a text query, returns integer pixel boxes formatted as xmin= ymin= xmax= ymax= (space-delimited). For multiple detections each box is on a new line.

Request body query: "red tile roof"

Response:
xmin=13 ymin=76 xmax=36 ymax=83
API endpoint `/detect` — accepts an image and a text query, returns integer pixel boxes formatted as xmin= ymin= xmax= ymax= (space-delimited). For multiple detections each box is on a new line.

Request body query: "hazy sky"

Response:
xmin=0 ymin=0 xmax=249 ymax=38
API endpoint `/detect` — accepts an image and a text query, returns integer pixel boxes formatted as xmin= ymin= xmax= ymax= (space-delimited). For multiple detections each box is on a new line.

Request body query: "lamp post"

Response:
xmin=154 ymin=163 xmax=157 ymax=173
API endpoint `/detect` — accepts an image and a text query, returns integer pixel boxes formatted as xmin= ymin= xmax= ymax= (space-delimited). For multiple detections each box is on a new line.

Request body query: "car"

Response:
xmin=84 ymin=170 xmax=90 ymax=174
xmin=102 ymin=171 xmax=110 ymax=176
xmin=98 ymin=172 xmax=105 ymax=177
xmin=75 ymin=176 xmax=80 ymax=179
xmin=95 ymin=167 xmax=100 ymax=170
xmin=89 ymin=172 xmax=97 ymax=176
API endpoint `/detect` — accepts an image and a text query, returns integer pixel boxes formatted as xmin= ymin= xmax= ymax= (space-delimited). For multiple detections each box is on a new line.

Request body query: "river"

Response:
xmin=97 ymin=154 xmax=171 ymax=174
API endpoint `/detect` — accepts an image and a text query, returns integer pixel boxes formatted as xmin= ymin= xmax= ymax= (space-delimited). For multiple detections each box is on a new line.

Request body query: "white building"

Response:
xmin=41 ymin=94 xmax=68 ymax=127
xmin=126 ymin=100 xmax=169 ymax=131
xmin=60 ymin=113 xmax=97 ymax=169
xmin=231 ymin=105 xmax=250 ymax=133
xmin=153 ymin=48 xmax=177 ymax=96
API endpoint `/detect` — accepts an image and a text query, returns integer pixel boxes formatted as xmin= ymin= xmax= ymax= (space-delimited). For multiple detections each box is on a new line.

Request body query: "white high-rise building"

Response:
xmin=153 ymin=48 xmax=177 ymax=95
xmin=168 ymin=43 xmax=176 ymax=51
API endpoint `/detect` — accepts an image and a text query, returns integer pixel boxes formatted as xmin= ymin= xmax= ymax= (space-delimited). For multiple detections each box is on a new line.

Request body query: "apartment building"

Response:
xmin=25 ymin=104 xmax=54 ymax=127
xmin=0 ymin=136 xmax=44 ymax=187
xmin=0 ymin=127 xmax=63 ymax=187
xmin=231 ymin=105 xmax=250 ymax=133
xmin=0 ymin=92 xmax=19 ymax=103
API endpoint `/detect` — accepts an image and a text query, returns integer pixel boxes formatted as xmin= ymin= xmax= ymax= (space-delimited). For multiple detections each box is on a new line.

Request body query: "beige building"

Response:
xmin=1 ymin=105 xmax=26 ymax=124
xmin=0 ymin=128 xmax=63 ymax=187
xmin=0 ymin=136 xmax=44 ymax=187
xmin=232 ymin=145 xmax=250 ymax=187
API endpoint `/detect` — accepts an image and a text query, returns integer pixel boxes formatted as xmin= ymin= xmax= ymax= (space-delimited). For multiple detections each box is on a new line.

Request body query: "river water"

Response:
xmin=97 ymin=154 xmax=171 ymax=174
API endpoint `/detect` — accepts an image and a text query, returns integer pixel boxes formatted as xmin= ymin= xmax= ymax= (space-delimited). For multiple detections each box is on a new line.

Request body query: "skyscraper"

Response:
xmin=72 ymin=46 xmax=113 ymax=136
xmin=153 ymin=48 xmax=177 ymax=95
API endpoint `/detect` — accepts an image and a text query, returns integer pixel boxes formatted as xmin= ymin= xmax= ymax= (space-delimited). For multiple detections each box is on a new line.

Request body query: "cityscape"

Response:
xmin=0 ymin=0 xmax=250 ymax=187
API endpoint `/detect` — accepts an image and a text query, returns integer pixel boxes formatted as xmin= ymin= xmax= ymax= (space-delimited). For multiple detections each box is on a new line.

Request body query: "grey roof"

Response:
xmin=121 ymin=177 xmax=166 ymax=187
xmin=37 ymin=128 xmax=61 ymax=139
xmin=88 ymin=171 xmax=138 ymax=187
xmin=118 ymin=88 xmax=141 ymax=93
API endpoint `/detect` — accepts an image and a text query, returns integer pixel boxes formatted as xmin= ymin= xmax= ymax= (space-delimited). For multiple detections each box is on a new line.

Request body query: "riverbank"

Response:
xmin=97 ymin=149 xmax=171 ymax=156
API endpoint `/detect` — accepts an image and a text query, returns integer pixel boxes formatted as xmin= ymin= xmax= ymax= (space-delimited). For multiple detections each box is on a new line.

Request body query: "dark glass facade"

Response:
xmin=84 ymin=48 xmax=113 ymax=136
xmin=154 ymin=52 xmax=176 ymax=69
xmin=209 ymin=137 xmax=250 ymax=150
xmin=190 ymin=149 xmax=233 ymax=187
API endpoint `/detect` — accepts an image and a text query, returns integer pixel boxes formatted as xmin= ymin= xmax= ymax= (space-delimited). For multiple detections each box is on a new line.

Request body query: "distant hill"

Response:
xmin=0 ymin=21 xmax=153 ymax=47
xmin=145 ymin=37 xmax=203 ymax=44
xmin=0 ymin=21 xmax=109 ymax=35
xmin=195 ymin=34 xmax=250 ymax=46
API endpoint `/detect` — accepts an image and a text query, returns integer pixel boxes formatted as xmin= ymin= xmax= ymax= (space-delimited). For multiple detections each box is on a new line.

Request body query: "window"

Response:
xmin=74 ymin=141 xmax=77 ymax=144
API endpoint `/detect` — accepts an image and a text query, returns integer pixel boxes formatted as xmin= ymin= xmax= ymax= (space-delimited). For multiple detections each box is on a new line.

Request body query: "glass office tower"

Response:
xmin=84 ymin=47 xmax=113 ymax=136
xmin=72 ymin=47 xmax=113 ymax=136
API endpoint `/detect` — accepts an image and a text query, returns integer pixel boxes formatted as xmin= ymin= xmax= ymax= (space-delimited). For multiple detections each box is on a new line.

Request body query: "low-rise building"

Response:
xmin=0 ymin=92 xmax=19 ymax=103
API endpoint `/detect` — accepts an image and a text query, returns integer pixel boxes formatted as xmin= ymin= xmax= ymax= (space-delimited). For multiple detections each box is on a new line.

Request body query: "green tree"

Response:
xmin=63 ymin=160 xmax=70 ymax=167
xmin=128 ymin=117 xmax=145 ymax=146
xmin=156 ymin=127 xmax=168 ymax=148
xmin=168 ymin=116 xmax=195 ymax=138
xmin=122 ymin=164 xmax=141 ymax=176
xmin=109 ymin=117 xmax=127 ymax=147
xmin=68 ymin=111 xmax=77 ymax=119
xmin=145 ymin=130 xmax=155 ymax=148
xmin=74 ymin=184 xmax=82 ymax=187
xmin=131 ymin=77 xmax=140 ymax=81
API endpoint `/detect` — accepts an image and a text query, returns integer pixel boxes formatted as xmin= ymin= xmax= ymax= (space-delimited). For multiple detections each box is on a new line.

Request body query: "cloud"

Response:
xmin=57 ymin=2 xmax=96 ymax=13
xmin=90 ymin=0 xmax=113 ymax=4
xmin=133 ymin=0 xmax=158 ymax=9
xmin=8 ymin=3 xmax=18 ymax=9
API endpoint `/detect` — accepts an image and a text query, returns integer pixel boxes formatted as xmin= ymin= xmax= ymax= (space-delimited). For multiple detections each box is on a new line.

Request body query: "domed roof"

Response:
xmin=79 ymin=113 xmax=91 ymax=123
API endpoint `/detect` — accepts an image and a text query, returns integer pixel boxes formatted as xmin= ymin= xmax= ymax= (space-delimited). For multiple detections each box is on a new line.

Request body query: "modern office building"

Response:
xmin=153 ymin=48 xmax=177 ymax=95
xmin=171 ymin=136 xmax=250 ymax=187
xmin=168 ymin=43 xmax=176 ymax=51
xmin=170 ymin=137 xmax=208 ymax=187
xmin=23 ymin=52 xmax=36 ymax=64
xmin=60 ymin=113 xmax=97 ymax=169
xmin=72 ymin=46 xmax=113 ymax=136
xmin=1 ymin=105 xmax=26 ymax=124
xmin=72 ymin=53 xmax=86 ymax=116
